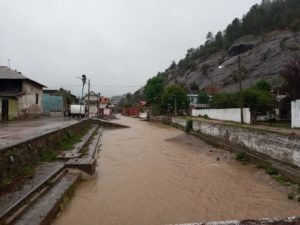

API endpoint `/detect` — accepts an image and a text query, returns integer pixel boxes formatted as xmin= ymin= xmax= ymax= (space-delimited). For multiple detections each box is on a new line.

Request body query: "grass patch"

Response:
xmin=1 ymin=175 xmax=13 ymax=187
xmin=41 ymin=124 xmax=91 ymax=159
xmin=273 ymin=175 xmax=292 ymax=186
xmin=162 ymin=120 xmax=171 ymax=125
xmin=235 ymin=152 xmax=250 ymax=164
xmin=256 ymin=163 xmax=265 ymax=169
xmin=19 ymin=165 xmax=35 ymax=177
xmin=39 ymin=148 xmax=57 ymax=162
xmin=185 ymin=118 xmax=193 ymax=133
xmin=266 ymin=167 xmax=278 ymax=176
xmin=65 ymin=125 xmax=90 ymax=147
xmin=255 ymin=121 xmax=291 ymax=129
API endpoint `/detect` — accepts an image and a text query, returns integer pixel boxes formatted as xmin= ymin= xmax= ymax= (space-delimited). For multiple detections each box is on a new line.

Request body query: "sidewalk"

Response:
xmin=0 ymin=117 xmax=81 ymax=150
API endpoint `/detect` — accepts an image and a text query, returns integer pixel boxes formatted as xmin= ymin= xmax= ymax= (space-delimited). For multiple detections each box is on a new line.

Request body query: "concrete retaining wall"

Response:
xmin=172 ymin=117 xmax=300 ymax=169
xmin=292 ymin=100 xmax=300 ymax=128
xmin=0 ymin=120 xmax=92 ymax=184
xmin=192 ymin=108 xmax=251 ymax=124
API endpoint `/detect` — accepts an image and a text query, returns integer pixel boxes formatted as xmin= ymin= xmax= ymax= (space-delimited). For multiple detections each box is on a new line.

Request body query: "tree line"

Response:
xmin=162 ymin=0 xmax=300 ymax=75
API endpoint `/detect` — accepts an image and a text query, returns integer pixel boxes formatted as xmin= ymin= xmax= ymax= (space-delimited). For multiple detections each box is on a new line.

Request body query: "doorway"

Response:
xmin=1 ymin=99 xmax=8 ymax=121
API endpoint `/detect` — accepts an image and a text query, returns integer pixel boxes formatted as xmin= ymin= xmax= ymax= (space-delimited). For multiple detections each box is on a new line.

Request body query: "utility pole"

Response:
xmin=79 ymin=74 xmax=87 ymax=117
xmin=87 ymin=79 xmax=90 ymax=118
xmin=174 ymin=95 xmax=177 ymax=117
xmin=238 ymin=56 xmax=244 ymax=124
xmin=97 ymin=92 xmax=100 ymax=117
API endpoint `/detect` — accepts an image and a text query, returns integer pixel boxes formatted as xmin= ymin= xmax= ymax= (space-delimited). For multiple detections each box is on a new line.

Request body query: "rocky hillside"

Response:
xmin=166 ymin=30 xmax=300 ymax=93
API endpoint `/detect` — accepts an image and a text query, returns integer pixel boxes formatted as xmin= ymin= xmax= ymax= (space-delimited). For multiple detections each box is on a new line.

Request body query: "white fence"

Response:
xmin=191 ymin=108 xmax=251 ymax=124
xmin=292 ymin=100 xmax=300 ymax=128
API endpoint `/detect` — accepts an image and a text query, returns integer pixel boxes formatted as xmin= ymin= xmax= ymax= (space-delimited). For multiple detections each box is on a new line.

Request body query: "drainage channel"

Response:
xmin=0 ymin=123 xmax=103 ymax=225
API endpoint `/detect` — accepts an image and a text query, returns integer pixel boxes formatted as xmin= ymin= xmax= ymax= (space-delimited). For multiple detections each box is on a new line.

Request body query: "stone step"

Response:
xmin=66 ymin=158 xmax=96 ymax=175
xmin=13 ymin=172 xmax=80 ymax=225
xmin=56 ymin=125 xmax=98 ymax=160
xmin=0 ymin=162 xmax=64 ymax=224
xmin=65 ymin=126 xmax=103 ymax=175
xmin=82 ymin=126 xmax=103 ymax=159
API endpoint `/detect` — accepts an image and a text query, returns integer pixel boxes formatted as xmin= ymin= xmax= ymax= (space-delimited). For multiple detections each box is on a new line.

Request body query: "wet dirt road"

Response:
xmin=53 ymin=116 xmax=300 ymax=225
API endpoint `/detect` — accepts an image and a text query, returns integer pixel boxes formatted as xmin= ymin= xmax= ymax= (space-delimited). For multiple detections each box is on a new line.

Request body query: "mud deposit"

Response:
xmin=53 ymin=116 xmax=300 ymax=225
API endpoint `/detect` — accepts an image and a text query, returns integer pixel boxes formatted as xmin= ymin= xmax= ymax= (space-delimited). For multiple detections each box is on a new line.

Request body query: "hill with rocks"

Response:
xmin=166 ymin=30 xmax=300 ymax=93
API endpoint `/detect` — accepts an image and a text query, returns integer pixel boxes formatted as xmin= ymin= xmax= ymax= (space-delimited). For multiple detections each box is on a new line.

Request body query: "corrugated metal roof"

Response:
xmin=0 ymin=66 xmax=46 ymax=87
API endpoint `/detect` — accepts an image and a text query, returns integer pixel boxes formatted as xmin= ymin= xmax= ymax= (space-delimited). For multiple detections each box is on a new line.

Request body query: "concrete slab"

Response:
xmin=66 ymin=158 xmax=96 ymax=175
xmin=82 ymin=127 xmax=102 ymax=159
xmin=0 ymin=162 xmax=64 ymax=222
xmin=13 ymin=172 xmax=80 ymax=225
xmin=0 ymin=117 xmax=83 ymax=150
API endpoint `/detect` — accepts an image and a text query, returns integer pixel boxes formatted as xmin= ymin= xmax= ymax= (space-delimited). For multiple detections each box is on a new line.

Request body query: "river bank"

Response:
xmin=53 ymin=116 xmax=300 ymax=225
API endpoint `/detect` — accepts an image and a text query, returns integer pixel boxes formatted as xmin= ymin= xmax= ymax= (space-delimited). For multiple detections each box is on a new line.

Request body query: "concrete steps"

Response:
xmin=0 ymin=125 xmax=102 ymax=225
xmin=0 ymin=162 xmax=64 ymax=224
xmin=65 ymin=126 xmax=103 ymax=174
xmin=13 ymin=172 xmax=80 ymax=225
xmin=56 ymin=125 xmax=98 ymax=160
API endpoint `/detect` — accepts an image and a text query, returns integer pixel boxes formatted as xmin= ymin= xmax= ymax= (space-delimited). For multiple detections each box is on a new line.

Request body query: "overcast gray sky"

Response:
xmin=0 ymin=0 xmax=261 ymax=97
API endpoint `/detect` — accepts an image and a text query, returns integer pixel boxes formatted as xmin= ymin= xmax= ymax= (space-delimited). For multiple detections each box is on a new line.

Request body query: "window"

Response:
xmin=35 ymin=93 xmax=39 ymax=104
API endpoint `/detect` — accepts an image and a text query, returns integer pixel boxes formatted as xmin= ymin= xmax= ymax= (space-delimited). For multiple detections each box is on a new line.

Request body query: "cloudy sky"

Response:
xmin=0 ymin=0 xmax=261 ymax=97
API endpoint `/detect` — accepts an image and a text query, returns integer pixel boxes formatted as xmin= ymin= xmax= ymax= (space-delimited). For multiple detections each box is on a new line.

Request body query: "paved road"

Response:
xmin=0 ymin=117 xmax=81 ymax=150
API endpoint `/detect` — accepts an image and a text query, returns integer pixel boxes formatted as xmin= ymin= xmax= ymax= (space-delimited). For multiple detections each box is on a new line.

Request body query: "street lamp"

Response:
xmin=218 ymin=55 xmax=244 ymax=124
xmin=77 ymin=74 xmax=87 ymax=117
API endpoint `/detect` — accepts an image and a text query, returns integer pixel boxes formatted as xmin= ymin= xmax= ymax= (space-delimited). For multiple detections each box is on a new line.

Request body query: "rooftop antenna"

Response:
xmin=7 ymin=58 xmax=10 ymax=68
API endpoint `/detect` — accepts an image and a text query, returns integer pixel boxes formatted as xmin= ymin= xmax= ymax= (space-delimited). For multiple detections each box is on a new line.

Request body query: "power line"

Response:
xmin=46 ymin=84 xmax=143 ymax=89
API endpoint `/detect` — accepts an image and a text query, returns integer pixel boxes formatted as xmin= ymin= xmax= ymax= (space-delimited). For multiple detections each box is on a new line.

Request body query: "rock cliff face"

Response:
xmin=166 ymin=30 xmax=300 ymax=92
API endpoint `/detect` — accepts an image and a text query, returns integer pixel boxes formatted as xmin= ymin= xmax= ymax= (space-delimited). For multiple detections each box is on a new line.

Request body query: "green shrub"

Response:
xmin=39 ymin=149 xmax=57 ymax=162
xmin=266 ymin=167 xmax=278 ymax=176
xmin=203 ymin=114 xmax=209 ymax=119
xmin=273 ymin=175 xmax=290 ymax=186
xmin=235 ymin=152 xmax=250 ymax=164
xmin=256 ymin=163 xmax=265 ymax=169
xmin=186 ymin=118 xmax=193 ymax=133
xmin=288 ymin=192 xmax=295 ymax=200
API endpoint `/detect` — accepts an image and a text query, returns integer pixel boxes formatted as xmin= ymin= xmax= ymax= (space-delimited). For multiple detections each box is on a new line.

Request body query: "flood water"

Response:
xmin=53 ymin=116 xmax=300 ymax=225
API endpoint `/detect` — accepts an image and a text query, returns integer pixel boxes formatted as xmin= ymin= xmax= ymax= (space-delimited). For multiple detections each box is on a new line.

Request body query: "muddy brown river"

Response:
xmin=53 ymin=116 xmax=300 ymax=225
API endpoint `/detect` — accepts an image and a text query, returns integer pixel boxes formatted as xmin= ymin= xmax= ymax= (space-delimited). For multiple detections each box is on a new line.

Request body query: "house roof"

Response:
xmin=0 ymin=66 xmax=46 ymax=88
xmin=0 ymin=92 xmax=25 ymax=97
xmin=84 ymin=91 xmax=99 ymax=98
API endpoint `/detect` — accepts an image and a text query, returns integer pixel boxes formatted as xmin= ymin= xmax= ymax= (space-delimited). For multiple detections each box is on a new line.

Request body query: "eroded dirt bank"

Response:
xmin=53 ymin=116 xmax=300 ymax=225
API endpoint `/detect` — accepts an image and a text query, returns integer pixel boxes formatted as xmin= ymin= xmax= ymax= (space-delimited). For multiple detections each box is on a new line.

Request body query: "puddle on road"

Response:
xmin=53 ymin=116 xmax=300 ymax=225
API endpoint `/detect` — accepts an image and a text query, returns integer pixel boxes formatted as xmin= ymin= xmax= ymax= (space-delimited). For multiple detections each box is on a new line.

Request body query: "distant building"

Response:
xmin=84 ymin=91 xmax=100 ymax=118
xmin=187 ymin=94 xmax=198 ymax=104
xmin=110 ymin=95 xmax=122 ymax=106
xmin=0 ymin=66 xmax=46 ymax=121
xmin=98 ymin=97 xmax=111 ymax=117
xmin=42 ymin=89 xmax=64 ymax=116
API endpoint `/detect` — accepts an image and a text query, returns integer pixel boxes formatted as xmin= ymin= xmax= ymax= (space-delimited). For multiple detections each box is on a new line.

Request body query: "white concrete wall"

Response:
xmin=18 ymin=81 xmax=43 ymax=118
xmin=292 ymin=100 xmax=300 ymax=128
xmin=172 ymin=117 xmax=300 ymax=168
xmin=139 ymin=112 xmax=147 ymax=119
xmin=88 ymin=105 xmax=98 ymax=117
xmin=192 ymin=108 xmax=251 ymax=124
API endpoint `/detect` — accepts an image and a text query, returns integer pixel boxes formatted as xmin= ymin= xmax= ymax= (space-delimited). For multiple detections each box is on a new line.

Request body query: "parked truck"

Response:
xmin=68 ymin=104 xmax=87 ymax=118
